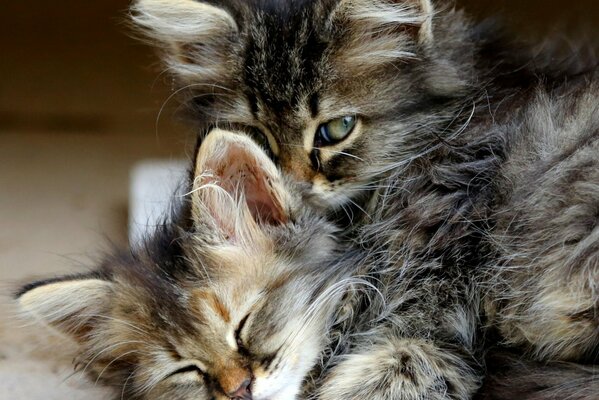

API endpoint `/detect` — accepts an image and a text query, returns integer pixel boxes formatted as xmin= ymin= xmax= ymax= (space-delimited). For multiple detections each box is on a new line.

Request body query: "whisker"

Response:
xmin=274 ymin=277 xmax=383 ymax=372
xmin=94 ymin=350 xmax=139 ymax=385
xmin=155 ymin=82 xmax=234 ymax=140
xmin=121 ymin=370 xmax=137 ymax=400
xmin=80 ymin=340 xmax=149 ymax=377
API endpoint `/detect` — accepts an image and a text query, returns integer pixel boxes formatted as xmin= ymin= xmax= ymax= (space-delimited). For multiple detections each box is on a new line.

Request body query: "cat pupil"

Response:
xmin=317 ymin=124 xmax=332 ymax=144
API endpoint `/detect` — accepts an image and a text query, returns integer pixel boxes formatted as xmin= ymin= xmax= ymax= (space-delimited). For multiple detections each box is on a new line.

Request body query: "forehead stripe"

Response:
xmin=208 ymin=293 xmax=231 ymax=323
xmin=309 ymin=93 xmax=319 ymax=118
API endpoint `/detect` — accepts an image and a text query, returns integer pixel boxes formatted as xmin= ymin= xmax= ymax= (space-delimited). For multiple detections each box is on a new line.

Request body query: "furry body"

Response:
xmin=475 ymin=349 xmax=599 ymax=400
xmin=17 ymin=132 xmax=359 ymax=399
xmin=17 ymin=0 xmax=599 ymax=399
xmin=131 ymin=0 xmax=599 ymax=398
xmin=308 ymin=72 xmax=599 ymax=399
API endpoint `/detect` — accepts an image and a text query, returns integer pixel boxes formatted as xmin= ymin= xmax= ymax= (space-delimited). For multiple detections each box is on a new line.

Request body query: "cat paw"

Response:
xmin=317 ymin=338 xmax=479 ymax=400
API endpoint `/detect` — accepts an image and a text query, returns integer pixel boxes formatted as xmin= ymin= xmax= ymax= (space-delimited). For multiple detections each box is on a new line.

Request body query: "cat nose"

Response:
xmin=227 ymin=378 xmax=252 ymax=400
xmin=217 ymin=365 xmax=252 ymax=399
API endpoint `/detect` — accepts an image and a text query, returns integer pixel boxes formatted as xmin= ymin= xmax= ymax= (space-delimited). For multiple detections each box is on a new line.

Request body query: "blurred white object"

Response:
xmin=129 ymin=160 xmax=187 ymax=245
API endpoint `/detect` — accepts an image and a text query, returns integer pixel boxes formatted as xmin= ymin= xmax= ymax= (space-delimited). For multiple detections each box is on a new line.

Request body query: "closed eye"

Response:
xmin=166 ymin=364 xmax=204 ymax=380
xmin=235 ymin=314 xmax=251 ymax=352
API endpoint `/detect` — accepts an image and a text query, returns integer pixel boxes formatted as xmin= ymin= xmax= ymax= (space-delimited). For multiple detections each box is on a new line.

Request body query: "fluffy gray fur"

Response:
xmin=16 ymin=131 xmax=360 ymax=400
xmin=16 ymin=0 xmax=599 ymax=399
xmin=131 ymin=0 xmax=599 ymax=398
xmin=133 ymin=0 xmax=599 ymax=398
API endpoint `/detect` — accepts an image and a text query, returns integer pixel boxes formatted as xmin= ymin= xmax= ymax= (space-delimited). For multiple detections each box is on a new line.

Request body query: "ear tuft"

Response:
xmin=411 ymin=0 xmax=434 ymax=45
xmin=348 ymin=0 xmax=433 ymax=43
xmin=17 ymin=278 xmax=112 ymax=341
xmin=333 ymin=0 xmax=434 ymax=72
xmin=131 ymin=0 xmax=239 ymax=81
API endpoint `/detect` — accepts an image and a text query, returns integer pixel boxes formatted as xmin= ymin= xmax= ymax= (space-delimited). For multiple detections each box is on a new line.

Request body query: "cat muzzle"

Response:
xmin=228 ymin=377 xmax=252 ymax=400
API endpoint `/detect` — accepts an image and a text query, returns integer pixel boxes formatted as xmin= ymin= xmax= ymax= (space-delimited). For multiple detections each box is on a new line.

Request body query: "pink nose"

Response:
xmin=228 ymin=378 xmax=252 ymax=400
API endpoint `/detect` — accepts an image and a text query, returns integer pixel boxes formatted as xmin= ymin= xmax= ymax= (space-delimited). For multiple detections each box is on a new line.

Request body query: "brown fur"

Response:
xmin=16 ymin=0 xmax=599 ymax=399
xmin=17 ymin=131 xmax=355 ymax=400
xmin=131 ymin=0 xmax=599 ymax=398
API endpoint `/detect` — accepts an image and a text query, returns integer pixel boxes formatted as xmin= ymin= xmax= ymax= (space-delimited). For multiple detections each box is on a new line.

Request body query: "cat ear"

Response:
xmin=332 ymin=0 xmax=434 ymax=71
xmin=342 ymin=0 xmax=433 ymax=44
xmin=131 ymin=0 xmax=239 ymax=82
xmin=16 ymin=277 xmax=112 ymax=341
xmin=406 ymin=0 xmax=434 ymax=45
xmin=190 ymin=129 xmax=290 ymax=244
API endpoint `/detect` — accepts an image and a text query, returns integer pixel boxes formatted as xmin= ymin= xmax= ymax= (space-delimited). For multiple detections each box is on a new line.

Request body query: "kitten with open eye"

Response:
xmin=16 ymin=130 xmax=357 ymax=400
xmin=132 ymin=0 xmax=599 ymax=399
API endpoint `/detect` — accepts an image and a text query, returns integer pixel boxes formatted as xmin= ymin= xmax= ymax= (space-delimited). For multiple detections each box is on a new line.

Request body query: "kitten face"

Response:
xmin=17 ymin=131 xmax=349 ymax=400
xmin=109 ymin=248 xmax=338 ymax=400
xmin=132 ymin=0 xmax=468 ymax=210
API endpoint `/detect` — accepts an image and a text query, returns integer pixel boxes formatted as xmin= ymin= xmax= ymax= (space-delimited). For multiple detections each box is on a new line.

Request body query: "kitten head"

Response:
xmin=16 ymin=130 xmax=350 ymax=400
xmin=132 ymin=0 xmax=472 ymax=210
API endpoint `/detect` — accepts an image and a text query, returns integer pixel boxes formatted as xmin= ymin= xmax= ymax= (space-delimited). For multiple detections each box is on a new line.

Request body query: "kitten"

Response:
xmin=16 ymin=130 xmax=356 ymax=400
xmin=132 ymin=0 xmax=599 ymax=399
xmin=16 ymin=133 xmax=597 ymax=400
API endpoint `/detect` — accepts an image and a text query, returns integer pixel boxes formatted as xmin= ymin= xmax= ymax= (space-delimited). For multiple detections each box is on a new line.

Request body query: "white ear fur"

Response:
xmin=18 ymin=279 xmax=112 ymax=338
xmin=131 ymin=0 xmax=238 ymax=80
xmin=191 ymin=129 xmax=289 ymax=244
xmin=341 ymin=0 xmax=434 ymax=47
xmin=330 ymin=0 xmax=435 ymax=75
xmin=132 ymin=0 xmax=237 ymax=42
xmin=415 ymin=0 xmax=434 ymax=45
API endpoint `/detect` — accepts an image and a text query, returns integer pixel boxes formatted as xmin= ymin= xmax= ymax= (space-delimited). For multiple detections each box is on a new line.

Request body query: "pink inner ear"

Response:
xmin=212 ymin=144 xmax=287 ymax=226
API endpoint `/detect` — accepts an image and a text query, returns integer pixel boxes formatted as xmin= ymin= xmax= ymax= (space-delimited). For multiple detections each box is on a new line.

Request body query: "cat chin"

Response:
xmin=252 ymin=382 xmax=300 ymax=400
xmin=266 ymin=386 xmax=301 ymax=400
xmin=252 ymin=366 xmax=305 ymax=400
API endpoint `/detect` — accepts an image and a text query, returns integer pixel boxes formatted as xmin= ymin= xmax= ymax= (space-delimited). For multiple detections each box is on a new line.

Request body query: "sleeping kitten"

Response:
xmin=16 ymin=130 xmax=356 ymax=400
xmin=16 ymin=131 xmax=598 ymax=400
xmin=132 ymin=0 xmax=599 ymax=398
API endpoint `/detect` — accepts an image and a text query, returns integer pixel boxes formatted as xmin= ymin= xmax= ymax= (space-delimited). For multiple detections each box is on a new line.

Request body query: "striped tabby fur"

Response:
xmin=17 ymin=1 xmax=599 ymax=399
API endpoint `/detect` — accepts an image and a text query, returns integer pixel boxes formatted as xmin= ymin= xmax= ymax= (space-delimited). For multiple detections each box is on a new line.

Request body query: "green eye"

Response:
xmin=316 ymin=116 xmax=357 ymax=146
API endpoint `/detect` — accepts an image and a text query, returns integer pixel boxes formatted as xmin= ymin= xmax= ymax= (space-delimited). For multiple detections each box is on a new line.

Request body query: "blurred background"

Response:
xmin=0 ymin=0 xmax=597 ymax=398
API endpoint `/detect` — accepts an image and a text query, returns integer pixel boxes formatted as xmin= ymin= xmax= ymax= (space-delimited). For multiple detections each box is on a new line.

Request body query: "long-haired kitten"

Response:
xmin=16 ymin=130 xmax=355 ymax=400
xmin=131 ymin=0 xmax=599 ymax=399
